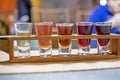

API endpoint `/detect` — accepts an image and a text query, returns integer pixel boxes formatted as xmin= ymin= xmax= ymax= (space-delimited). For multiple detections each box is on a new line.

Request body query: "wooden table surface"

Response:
xmin=0 ymin=49 xmax=120 ymax=74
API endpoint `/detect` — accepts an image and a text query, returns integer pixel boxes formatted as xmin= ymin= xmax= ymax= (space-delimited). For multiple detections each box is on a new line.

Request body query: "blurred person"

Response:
xmin=88 ymin=0 xmax=120 ymax=48
xmin=17 ymin=0 xmax=32 ymax=22
xmin=17 ymin=0 xmax=40 ymax=34
xmin=10 ymin=0 xmax=32 ymax=34
xmin=88 ymin=0 xmax=120 ymax=34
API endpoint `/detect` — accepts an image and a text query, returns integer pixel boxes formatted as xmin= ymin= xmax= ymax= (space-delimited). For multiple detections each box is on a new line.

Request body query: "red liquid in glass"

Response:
xmin=57 ymin=26 xmax=73 ymax=48
xmin=98 ymin=39 xmax=109 ymax=46
xmin=77 ymin=25 xmax=92 ymax=47
xmin=96 ymin=25 xmax=111 ymax=46
xmin=36 ymin=24 xmax=52 ymax=49
xmin=78 ymin=39 xmax=90 ymax=47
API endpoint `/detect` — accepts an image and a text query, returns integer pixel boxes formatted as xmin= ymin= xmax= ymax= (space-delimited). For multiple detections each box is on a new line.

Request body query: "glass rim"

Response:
xmin=15 ymin=22 xmax=33 ymax=25
xmin=76 ymin=22 xmax=94 ymax=26
xmin=35 ymin=22 xmax=53 ymax=26
xmin=95 ymin=22 xmax=112 ymax=26
xmin=56 ymin=23 xmax=74 ymax=27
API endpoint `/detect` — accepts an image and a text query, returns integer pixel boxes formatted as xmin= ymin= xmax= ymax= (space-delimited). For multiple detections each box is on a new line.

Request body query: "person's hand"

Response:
xmin=108 ymin=13 xmax=120 ymax=28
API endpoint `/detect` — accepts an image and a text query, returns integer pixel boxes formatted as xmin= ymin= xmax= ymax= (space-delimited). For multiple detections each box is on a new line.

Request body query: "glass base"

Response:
xmin=98 ymin=45 xmax=109 ymax=55
xmin=78 ymin=46 xmax=90 ymax=56
xmin=39 ymin=47 xmax=52 ymax=58
xmin=59 ymin=47 xmax=71 ymax=56
xmin=17 ymin=48 xmax=30 ymax=58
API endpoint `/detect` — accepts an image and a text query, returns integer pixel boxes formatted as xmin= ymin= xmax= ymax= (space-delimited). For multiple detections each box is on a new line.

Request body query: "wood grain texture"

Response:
xmin=0 ymin=34 xmax=120 ymax=63
xmin=10 ymin=54 xmax=118 ymax=63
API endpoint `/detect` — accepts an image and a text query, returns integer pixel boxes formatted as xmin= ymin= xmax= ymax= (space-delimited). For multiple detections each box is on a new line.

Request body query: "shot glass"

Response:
xmin=95 ymin=22 xmax=111 ymax=54
xmin=56 ymin=23 xmax=74 ymax=56
xmin=35 ymin=22 xmax=52 ymax=57
xmin=14 ymin=23 xmax=33 ymax=58
xmin=76 ymin=22 xmax=93 ymax=55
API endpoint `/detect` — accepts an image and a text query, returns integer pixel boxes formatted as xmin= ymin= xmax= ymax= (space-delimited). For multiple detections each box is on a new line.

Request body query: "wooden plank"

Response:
xmin=118 ymin=37 xmax=120 ymax=58
xmin=110 ymin=39 xmax=118 ymax=55
xmin=10 ymin=54 xmax=118 ymax=63
xmin=0 ymin=39 xmax=9 ymax=53
xmin=8 ymin=34 xmax=120 ymax=40
xmin=0 ymin=34 xmax=119 ymax=40
xmin=9 ymin=38 xmax=14 ymax=60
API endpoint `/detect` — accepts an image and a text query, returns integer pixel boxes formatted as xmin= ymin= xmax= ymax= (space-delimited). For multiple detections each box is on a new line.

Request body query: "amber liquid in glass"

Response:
xmin=57 ymin=26 xmax=73 ymax=48
xmin=36 ymin=24 xmax=52 ymax=49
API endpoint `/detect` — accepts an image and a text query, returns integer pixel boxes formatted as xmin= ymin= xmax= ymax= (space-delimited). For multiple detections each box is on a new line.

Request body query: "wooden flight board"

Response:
xmin=0 ymin=34 xmax=120 ymax=63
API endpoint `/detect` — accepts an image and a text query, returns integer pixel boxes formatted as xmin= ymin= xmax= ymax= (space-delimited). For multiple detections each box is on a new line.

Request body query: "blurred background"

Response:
xmin=0 ymin=0 xmax=107 ymax=35
xmin=0 ymin=0 xmax=107 ymax=50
